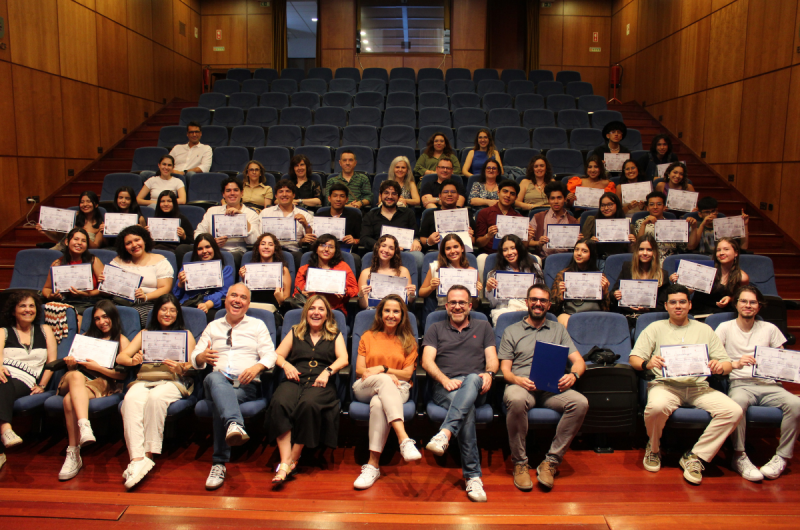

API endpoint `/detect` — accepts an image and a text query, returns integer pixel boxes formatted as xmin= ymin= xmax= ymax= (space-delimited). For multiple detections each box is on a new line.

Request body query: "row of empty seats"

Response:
xmin=197 ymin=91 xmax=606 ymax=113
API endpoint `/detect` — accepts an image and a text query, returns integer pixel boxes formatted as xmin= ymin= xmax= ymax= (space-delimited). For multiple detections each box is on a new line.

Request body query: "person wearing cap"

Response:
xmin=591 ymin=121 xmax=631 ymax=170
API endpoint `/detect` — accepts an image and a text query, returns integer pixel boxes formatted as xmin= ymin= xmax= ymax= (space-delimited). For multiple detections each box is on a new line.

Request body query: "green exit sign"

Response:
xmin=589 ymin=47 xmax=601 ymax=52
xmin=213 ymin=46 xmax=225 ymax=52
xmin=260 ymin=1 xmax=271 ymax=6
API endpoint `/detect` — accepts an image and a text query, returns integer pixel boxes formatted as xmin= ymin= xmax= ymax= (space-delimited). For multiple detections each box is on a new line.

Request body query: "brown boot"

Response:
xmin=513 ymin=462 xmax=533 ymax=491
xmin=536 ymin=460 xmax=558 ymax=489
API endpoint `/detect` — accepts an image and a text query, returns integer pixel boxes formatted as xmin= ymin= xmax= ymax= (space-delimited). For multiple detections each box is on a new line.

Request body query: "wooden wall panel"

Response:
xmin=539 ymin=0 xmax=564 ymax=15
xmin=174 ymin=53 xmax=198 ymax=101
xmin=675 ymin=92 xmax=706 ymax=155
xmin=649 ymin=99 xmax=678 ymax=137
xmin=96 ymin=14 xmax=129 ymax=93
xmin=202 ymin=15 xmax=247 ymax=66
xmin=712 ymin=0 xmax=737 ymax=9
xmin=61 ymin=79 xmax=101 ymax=160
xmin=680 ymin=0 xmax=711 ymax=28
xmin=8 ymin=0 xmax=60 ymax=75
xmin=173 ymin=0 xmax=191 ymax=58
xmin=562 ymin=66 xmax=610 ymax=98
xmin=358 ymin=55 xmax=404 ymax=71
xmin=152 ymin=0 xmax=174 ymax=50
xmin=12 ymin=65 xmax=64 ymax=158
xmin=98 ymin=88 xmax=127 ymax=151
xmin=17 ymin=158 xmax=66 ymax=216
xmin=73 ymin=0 xmax=95 ymax=7
xmin=97 ymin=0 xmax=127 ymax=25
xmin=743 ymin=0 xmax=796 ymax=78
xmin=65 ymin=159 xmax=95 ymax=177
xmin=57 ymin=0 xmax=98 ymax=85
xmin=618 ymin=55 xmax=636 ymax=102
xmin=0 ymin=158 xmax=21 ymax=234
xmin=736 ymin=164 xmax=782 ymax=222
xmin=707 ymin=0 xmax=747 ymax=88
xmin=127 ymin=30 xmax=154 ymax=100
xmin=612 ymin=0 xmax=637 ymax=63
xmin=403 ymin=55 xmax=453 ymax=72
xmin=795 ymin=0 xmax=800 ymax=66
xmin=452 ymin=50 xmax=486 ymax=72
xmin=320 ymin=0 xmax=354 ymax=50
xmin=737 ymin=68 xmax=791 ymax=163
xmin=0 ymin=0 xmax=10 ymax=63
xmin=247 ymin=15 xmax=273 ymax=66
xmin=0 ymin=60 xmax=18 ymax=157
xmin=539 ymin=15 xmax=564 ymax=66
xmin=320 ymin=49 xmax=354 ymax=71
xmin=488 ymin=0 xmax=526 ymax=70
xmin=637 ymin=0 xmax=681 ymax=50
xmin=562 ymin=16 xmax=611 ymax=67
xmin=702 ymin=81 xmax=742 ymax=164
xmin=564 ymin=0 xmax=611 ymax=16
xmin=190 ymin=8 xmax=202 ymax=63
xmin=247 ymin=0 xmax=272 ymax=15
xmin=612 ymin=0 xmax=633 ymax=15
xmin=451 ymin=0 xmax=487 ymax=51
xmin=677 ymin=16 xmax=709 ymax=97
xmin=783 ymin=65 xmax=800 ymax=160
xmin=127 ymin=0 xmax=153 ymax=39
xmin=202 ymin=0 xmax=247 ymax=15
xmin=127 ymin=97 xmax=154 ymax=132
xmin=152 ymin=44 xmax=175 ymax=105
xmin=779 ymin=162 xmax=800 ymax=244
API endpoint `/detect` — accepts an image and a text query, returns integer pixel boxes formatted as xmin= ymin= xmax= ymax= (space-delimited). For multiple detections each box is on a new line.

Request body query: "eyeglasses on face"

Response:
xmin=437 ymin=166 xmax=453 ymax=172
xmin=527 ymin=297 xmax=549 ymax=304
xmin=600 ymin=203 xmax=616 ymax=210
xmin=446 ymin=301 xmax=470 ymax=307
xmin=737 ymin=300 xmax=760 ymax=307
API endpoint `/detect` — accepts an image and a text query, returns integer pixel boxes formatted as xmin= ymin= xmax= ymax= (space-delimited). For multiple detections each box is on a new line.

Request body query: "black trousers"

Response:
xmin=0 ymin=377 xmax=31 ymax=454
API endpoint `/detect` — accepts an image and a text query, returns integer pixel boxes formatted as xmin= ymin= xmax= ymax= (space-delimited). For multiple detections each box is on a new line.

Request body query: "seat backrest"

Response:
xmin=300 ymin=78 xmax=328 ymax=96
xmin=502 ymin=147 xmax=540 ymax=169
xmin=557 ymin=109 xmax=590 ymax=129
xmin=705 ymin=312 xmax=737 ymax=330
xmin=328 ymin=78 xmax=357 ymax=95
xmin=568 ymin=312 xmax=632 ymax=362
xmin=537 ymin=81 xmax=564 ymax=98
xmin=543 ymin=252 xmax=573 ymax=288
xmin=157 ymin=126 xmax=188 ymax=149
xmin=10 ymin=249 xmax=63 ymax=289
xmin=271 ymin=79 xmax=298 ymax=96
xmin=529 ymin=69 xmax=555 ymax=84
xmin=266 ymin=124 xmax=303 ymax=148
xmin=385 ymin=92 xmax=416 ymax=110
xmin=477 ymin=79 xmax=505 ymax=97
xmin=260 ymin=92 xmax=289 ymax=110
xmin=418 ymin=68 xmax=444 ymax=82
xmin=200 ymin=125 xmax=229 ymax=149
xmin=253 ymin=146 xmax=291 ymax=174
xmin=180 ymin=205 xmax=206 ymax=230
xmin=501 ymin=69 xmax=526 ymax=84
xmin=227 ymin=68 xmax=252 ymax=84
xmin=179 ymin=107 xmax=211 ymax=127
xmin=358 ymin=78 xmax=387 ymax=95
xmin=494 ymin=126 xmax=530 ymax=150
xmin=418 ymin=79 xmax=446 ymax=94
xmin=376 ymin=146 xmax=416 ymax=174
xmin=515 ymin=93 xmax=545 ymax=113
xmin=448 ymin=79 xmax=476 ymax=96
xmin=456 ymin=125 xmax=485 ymax=149
xmin=578 ymin=95 xmax=607 ymax=112
xmin=445 ymin=68 xmax=471 ymax=84
xmin=569 ymin=128 xmax=604 ymax=151
xmin=280 ymin=106 xmax=313 ymax=127
xmin=417 ymin=126 xmax=455 ymax=149
xmin=473 ymin=68 xmax=499 ymax=84
xmin=314 ymin=106 xmax=347 ymax=128
xmin=101 ymin=173 xmax=143 ymax=202
xmin=547 ymin=94 xmax=576 ymax=112
xmin=383 ymin=106 xmax=416 ymax=128
xmin=322 ymin=91 xmax=353 ymax=110
xmin=342 ymin=125 xmax=379 ymax=148
xmin=150 ymin=249 xmax=178 ymax=280
xmin=291 ymin=92 xmax=321 ymax=111
xmin=209 ymin=146 xmax=250 ymax=174
xmin=418 ymin=107 xmax=451 ymax=128
xmin=388 ymin=79 xmax=416 ymax=94
xmin=254 ymin=68 xmax=279 ymax=84
xmin=523 ymin=109 xmax=556 ymax=129
xmin=307 ymin=67 xmax=333 ymax=82
xmin=229 ymin=92 xmax=257 ymax=110
xmin=348 ymin=106 xmax=382 ymax=128
xmin=482 ymin=92 xmax=513 ymax=112
xmin=739 ymin=255 xmax=778 ymax=296
xmin=487 ymin=108 xmax=521 ymax=129
xmin=591 ymin=110 xmax=624 ymax=130
xmin=418 ymin=92 xmax=449 ymax=109
xmin=303 ymin=124 xmax=340 ymax=147
xmin=453 ymin=108 xmax=486 ymax=129
xmin=546 ymin=148 xmax=585 ymax=175
xmin=280 ymin=68 xmax=306 ymax=83
xmin=389 ymin=67 xmax=415 ymax=81
xmin=353 ymin=92 xmax=385 ymax=110
xmin=198 ymin=92 xmax=227 ymax=110
xmin=603 ymin=253 xmax=631 ymax=289
xmin=507 ymin=80 xmax=535 ymax=98
xmin=556 ymin=70 xmax=581 ymax=84
xmin=425 ymin=310 xmax=487 ymax=333
xmin=229 ymin=125 xmax=266 ymax=148
xmin=212 ymin=107 xmax=245 ymax=127
xmin=363 ymin=67 xmax=389 ymax=82
xmin=532 ymin=127 xmax=569 ymax=150
xmin=566 ymin=81 xmax=593 ymax=98
xmin=212 ymin=79 xmax=240 ymax=95
xmin=241 ymin=79 xmax=269 ymax=96
xmin=335 ymin=146 xmax=375 ymax=173
xmin=245 ymin=106 xmax=278 ymax=128
xmin=621 ymin=128 xmax=643 ymax=151
xmin=188 ymin=172 xmax=229 ymax=202
xmin=379 ymin=125 xmax=416 ymax=149
xmin=281 ymin=308 xmax=347 ymax=341
xmin=633 ymin=312 xmax=670 ymax=343
xmin=294 ymin=145 xmax=334 ymax=173
xmin=450 ymin=92 xmax=481 ymax=112
xmin=335 ymin=67 xmax=361 ymax=83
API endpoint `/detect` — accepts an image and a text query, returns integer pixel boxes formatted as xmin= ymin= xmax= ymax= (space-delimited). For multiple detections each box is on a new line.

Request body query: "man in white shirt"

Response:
xmin=260 ymin=179 xmax=314 ymax=271
xmin=715 ymin=285 xmax=799 ymax=482
xmin=192 ymin=283 xmax=276 ymax=490
xmin=184 ymin=176 xmax=260 ymax=270
xmin=142 ymin=122 xmax=213 ymax=179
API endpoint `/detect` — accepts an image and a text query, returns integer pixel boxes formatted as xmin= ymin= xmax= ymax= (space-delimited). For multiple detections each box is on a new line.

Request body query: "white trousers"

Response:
xmin=121 ymin=382 xmax=182 ymax=460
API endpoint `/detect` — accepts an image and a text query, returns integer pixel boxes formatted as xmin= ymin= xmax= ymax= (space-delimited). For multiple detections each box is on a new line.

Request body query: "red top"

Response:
xmin=68 ymin=257 xmax=99 ymax=289
xmin=475 ymin=203 xmax=523 ymax=254
xmin=294 ymin=261 xmax=359 ymax=315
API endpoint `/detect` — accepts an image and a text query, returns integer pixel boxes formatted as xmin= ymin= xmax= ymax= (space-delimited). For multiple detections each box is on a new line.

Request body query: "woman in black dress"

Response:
xmin=265 ymin=295 xmax=348 ymax=486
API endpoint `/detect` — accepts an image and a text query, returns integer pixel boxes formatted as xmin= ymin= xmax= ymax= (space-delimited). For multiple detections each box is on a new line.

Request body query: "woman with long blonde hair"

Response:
xmin=386 ymin=156 xmax=420 ymax=207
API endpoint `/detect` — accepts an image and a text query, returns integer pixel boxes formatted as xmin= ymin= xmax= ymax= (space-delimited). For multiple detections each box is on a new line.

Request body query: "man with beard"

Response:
xmin=421 ymin=285 xmax=498 ymax=502
xmin=361 ymin=180 xmax=424 ymax=269
xmin=498 ymin=284 xmax=587 ymax=491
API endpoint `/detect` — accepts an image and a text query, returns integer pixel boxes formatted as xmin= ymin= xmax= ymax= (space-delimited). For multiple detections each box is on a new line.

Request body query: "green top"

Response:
xmin=413 ymin=153 xmax=462 ymax=179
xmin=324 ymin=172 xmax=373 ymax=204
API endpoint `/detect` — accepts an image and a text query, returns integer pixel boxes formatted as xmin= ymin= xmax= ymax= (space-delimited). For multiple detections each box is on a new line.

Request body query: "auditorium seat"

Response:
xmin=209 ymin=146 xmax=250 ymax=175
xmin=291 ymin=92 xmax=321 ymax=111
xmin=621 ymin=128 xmax=643 ymax=151
xmin=10 ymin=249 xmax=63 ymax=290
xmin=181 ymin=205 xmax=206 ymax=229
xmin=389 ymin=67 xmax=416 ymax=81
xmin=546 ymin=148 xmax=585 ymax=177
xmin=242 ymin=79 xmax=269 ymax=96
xmin=488 ymin=108 xmax=521 ymax=128
xmin=245 ymin=107 xmax=278 ymax=128
xmin=254 ymin=146 xmax=291 ymax=175
xmin=363 ymin=67 xmax=389 ymax=83
xmin=547 ymin=94 xmax=577 ymax=112
xmin=101 ymin=173 xmax=142 ymax=201
xmin=450 ymin=92 xmax=481 ymax=112
xmin=477 ymin=79 xmax=505 ymax=97
xmin=226 ymin=68 xmax=252 ymax=84
xmin=335 ymin=67 xmax=361 ymax=83
xmin=386 ymin=92 xmax=416 ymax=110
xmin=474 ymin=68 xmax=499 ymax=84
xmin=336 ymin=146 xmax=375 ymax=174
xmin=418 ymin=107 xmax=451 ymax=128
xmin=229 ymin=125 xmax=265 ymax=149
xmin=501 ymin=69 xmax=527 ymax=84
xmin=418 ymin=92 xmax=449 ymax=110
xmin=314 ymin=106 xmax=347 ymax=127
xmin=228 ymin=92 xmax=257 ymax=111
xmin=354 ymin=92 xmax=385 ymax=111
xmin=266 ymin=124 xmax=303 ymax=148
xmin=453 ymin=108 xmax=486 ymax=129
xmin=543 ymin=253 xmax=573 ymax=287
xmin=537 ymin=81 xmax=564 ymax=98
xmin=578 ymin=95 xmax=608 ymax=112
xmin=515 ymin=93 xmax=545 ymax=112
xmin=556 ymin=70 xmax=582 ymax=84
xmin=343 ymin=125 xmax=379 ymax=148
xmin=187 ymin=172 xmax=229 ymax=205
xmin=569 ymin=128 xmax=604 ymax=151
xmin=445 ymin=68 xmax=471 ymax=83
xmin=566 ymin=81 xmax=594 ymax=98
xmin=388 ymin=79 xmax=416 ymax=94
xmin=376 ymin=146 xmax=416 ymax=174
xmin=130 ymin=147 xmax=168 ymax=174
xmin=300 ymin=78 xmax=327 ymax=96
xmin=417 ymin=68 xmax=444 ymax=82
xmin=502 ymin=147 xmax=540 ymax=169
xmin=295 ymin=145 xmax=334 ymax=173
xmin=201 ymin=125 xmax=230 ymax=148
xmin=328 ymin=78 xmax=357 ymax=96
xmin=591 ymin=110 xmax=624 ymax=130
xmin=271 ymin=79 xmax=298 ymax=96
xmin=359 ymin=79 xmax=387 ymax=96
xmin=280 ymin=107 xmax=313 ymax=128
xmin=179 ymin=107 xmax=211 ymax=127
xmin=383 ymin=106 xmax=416 ymax=128
xmin=322 ymin=91 xmax=353 ymax=110
xmin=557 ymin=109 xmax=591 ymax=130
xmin=198 ymin=92 xmax=226 ymax=110
xmin=482 ymin=92 xmax=513 ymax=112
xmin=531 ymin=127 xmax=569 ymax=150
xmin=507 ymin=80 xmax=535 ymax=98
xmin=529 ymin=69 xmax=555 ymax=85
xmin=349 ymin=106 xmax=382 ymax=128
xmin=254 ymin=68 xmax=279 ymax=84
xmin=379 ymin=125 xmax=416 ymax=149
xmin=280 ymin=68 xmax=306 ymax=83
xmin=304 ymin=124 xmax=340 ymax=147
xmin=418 ymin=79 xmax=446 ymax=94
xmin=448 ymin=79 xmax=476 ymax=96
xmin=212 ymin=79 xmax=240 ymax=96
xmin=307 ymin=67 xmax=333 ymax=82
xmin=456 ymin=125 xmax=484 ymax=149
xmin=494 ymin=126 xmax=530 ymax=150
xmin=212 ymin=107 xmax=245 ymax=128
xmin=157 ymin=126 xmax=187 ymax=149
xmin=260 ymin=92 xmax=289 ymax=110
xmin=568 ymin=312 xmax=633 ymax=362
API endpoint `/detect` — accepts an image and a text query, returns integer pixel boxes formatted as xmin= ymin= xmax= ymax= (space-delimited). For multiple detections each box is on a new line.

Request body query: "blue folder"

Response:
xmin=529 ymin=341 xmax=570 ymax=394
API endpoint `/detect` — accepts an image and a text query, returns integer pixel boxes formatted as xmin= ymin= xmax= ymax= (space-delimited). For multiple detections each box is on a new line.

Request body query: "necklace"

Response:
xmin=669 ymin=320 xmax=690 ymax=343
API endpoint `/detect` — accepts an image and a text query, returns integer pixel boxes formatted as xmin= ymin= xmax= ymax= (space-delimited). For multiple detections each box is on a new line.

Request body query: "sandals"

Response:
xmin=272 ymin=460 xmax=297 ymax=485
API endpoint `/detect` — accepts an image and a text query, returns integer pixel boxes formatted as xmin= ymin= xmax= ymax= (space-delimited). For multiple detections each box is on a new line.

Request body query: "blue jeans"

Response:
xmin=432 ymin=373 xmax=486 ymax=479
xmin=204 ymin=371 xmax=258 ymax=464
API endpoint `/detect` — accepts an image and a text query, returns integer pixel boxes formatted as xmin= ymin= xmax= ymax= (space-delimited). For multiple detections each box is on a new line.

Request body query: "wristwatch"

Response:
xmin=486 ymin=371 xmax=495 ymax=378
xmin=641 ymin=358 xmax=649 ymax=371
xmin=298 ymin=198 xmax=304 ymax=205
xmin=571 ymin=371 xmax=580 ymax=381
xmin=382 ymin=365 xmax=389 ymax=373
xmin=325 ymin=366 xmax=333 ymax=375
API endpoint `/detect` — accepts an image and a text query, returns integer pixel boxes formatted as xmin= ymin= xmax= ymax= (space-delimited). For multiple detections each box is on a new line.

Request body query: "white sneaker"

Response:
xmin=124 ymin=457 xmax=155 ymax=490
xmin=122 ymin=461 xmax=135 ymax=480
xmin=399 ymin=438 xmax=422 ymax=461
xmin=732 ymin=452 xmax=763 ymax=482
xmin=1 ymin=430 xmax=22 ymax=448
xmin=58 ymin=447 xmax=82 ymax=481
xmin=225 ymin=423 xmax=249 ymax=446
xmin=465 ymin=477 xmax=487 ymax=502
xmin=78 ymin=420 xmax=95 ymax=447
xmin=206 ymin=464 xmax=226 ymax=490
xmin=760 ymin=455 xmax=787 ymax=480
xmin=425 ymin=431 xmax=449 ymax=456
xmin=353 ymin=464 xmax=381 ymax=490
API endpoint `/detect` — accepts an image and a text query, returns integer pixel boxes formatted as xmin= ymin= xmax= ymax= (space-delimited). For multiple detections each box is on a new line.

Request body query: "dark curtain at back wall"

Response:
xmin=273 ymin=0 xmax=288 ymax=71
xmin=487 ymin=0 xmax=533 ymax=70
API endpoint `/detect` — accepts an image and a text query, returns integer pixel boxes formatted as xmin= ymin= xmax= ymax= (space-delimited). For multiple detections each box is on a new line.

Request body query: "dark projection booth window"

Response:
xmin=359 ymin=1 xmax=446 ymax=53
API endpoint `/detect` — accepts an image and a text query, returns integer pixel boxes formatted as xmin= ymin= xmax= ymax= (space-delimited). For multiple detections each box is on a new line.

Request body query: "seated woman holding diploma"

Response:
xmin=551 ymin=240 xmax=610 ymax=328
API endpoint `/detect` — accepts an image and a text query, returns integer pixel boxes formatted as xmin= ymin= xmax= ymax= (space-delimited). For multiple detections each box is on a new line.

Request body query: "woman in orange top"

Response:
xmin=351 ymin=295 xmax=421 ymax=489
xmin=566 ymin=155 xmax=616 ymax=207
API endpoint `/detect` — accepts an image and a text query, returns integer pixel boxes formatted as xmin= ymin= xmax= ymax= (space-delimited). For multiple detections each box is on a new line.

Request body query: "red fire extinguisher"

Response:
xmin=203 ymin=66 xmax=211 ymax=93
xmin=609 ymin=64 xmax=622 ymax=105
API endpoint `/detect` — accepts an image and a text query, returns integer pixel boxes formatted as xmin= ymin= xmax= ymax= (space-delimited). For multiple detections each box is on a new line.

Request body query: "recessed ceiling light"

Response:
xmin=366 ymin=47 xmax=372 ymax=51
xmin=312 ymin=18 xmax=318 ymax=21
xmin=363 ymin=39 xmax=368 ymax=44
xmin=361 ymin=31 xmax=366 ymax=36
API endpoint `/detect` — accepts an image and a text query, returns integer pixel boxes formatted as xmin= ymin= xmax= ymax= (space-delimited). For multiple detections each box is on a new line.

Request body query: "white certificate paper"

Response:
xmin=753 ymin=346 xmax=800 ymax=384
xmin=496 ymin=215 xmax=529 ymax=241
xmin=368 ymin=273 xmax=408 ymax=306
xmin=434 ymin=209 xmax=470 ymax=234
xmin=604 ymin=153 xmax=630 ymax=172
xmin=713 ymin=216 xmax=746 ymax=240
xmin=261 ymin=216 xmax=298 ymax=241
xmin=183 ymin=260 xmax=223 ymax=290
xmin=665 ymin=189 xmax=698 ymax=212
xmin=39 ymin=206 xmax=76 ymax=233
xmin=676 ymin=259 xmax=716 ymax=294
xmin=213 ymin=214 xmax=248 ymax=238
xmin=380 ymin=225 xmax=415 ymax=250
xmin=619 ymin=279 xmax=658 ymax=308
xmin=574 ymin=187 xmax=606 ymax=209
xmin=142 ymin=330 xmax=189 ymax=363
xmin=68 ymin=334 xmax=119 ymax=369
xmin=595 ymin=218 xmax=630 ymax=243
xmin=305 ymin=267 xmax=347 ymax=295
xmin=660 ymin=344 xmax=710 ymax=378
xmin=99 ymin=265 xmax=143 ymax=301
xmin=51 ymin=263 xmax=94 ymax=293
xmin=103 ymin=213 xmax=139 ymax=236
xmin=494 ymin=271 xmax=536 ymax=300
xmin=148 ymin=217 xmax=181 ymax=242
xmin=564 ymin=272 xmax=603 ymax=300
xmin=657 ymin=163 xmax=671 ymax=178
xmin=621 ymin=181 xmax=652 ymax=204
xmin=437 ymin=268 xmax=478 ymax=297
xmin=546 ymin=224 xmax=581 ymax=249
xmin=244 ymin=262 xmax=283 ymax=290
xmin=654 ymin=220 xmax=689 ymax=243
xmin=313 ymin=217 xmax=346 ymax=240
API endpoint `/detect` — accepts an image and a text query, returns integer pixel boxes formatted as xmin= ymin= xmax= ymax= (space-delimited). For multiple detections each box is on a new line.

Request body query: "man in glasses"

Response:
xmin=192 ymin=284 xmax=277 ymax=490
xmin=631 ymin=284 xmax=740 ymax=485
xmin=421 ymin=285 xmax=498 ymax=502
xmin=715 ymin=285 xmax=798 ymax=482
xmin=420 ymin=159 xmax=466 ymax=209
xmin=260 ymin=179 xmax=315 ymax=271
xmin=498 ymin=284 xmax=587 ymax=491
xmin=361 ymin=180 xmax=424 ymax=268
xmin=419 ymin=180 xmax=476 ymax=253
xmin=141 ymin=121 xmax=212 ymax=179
